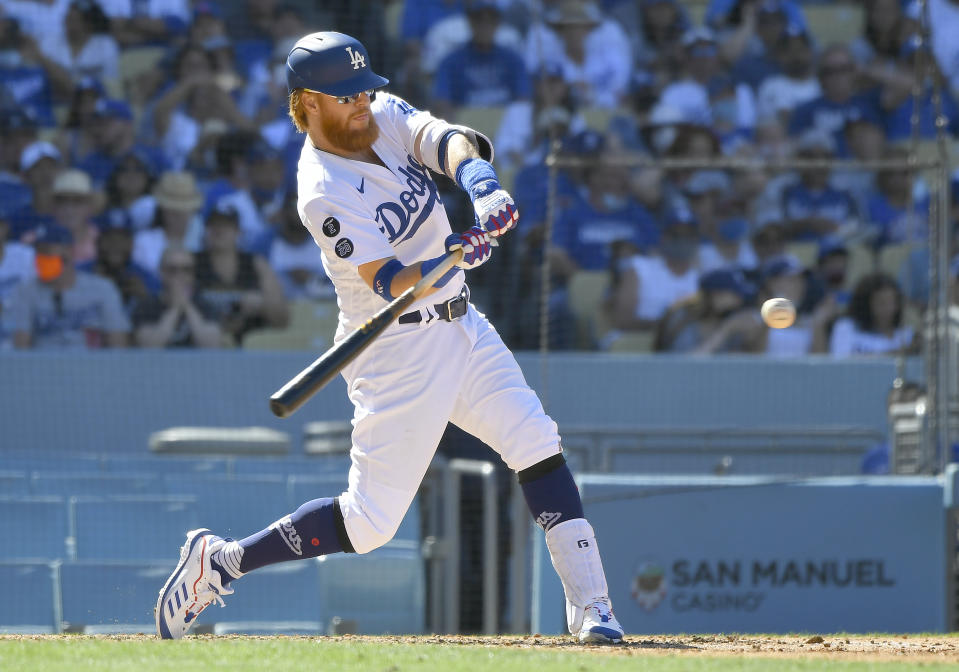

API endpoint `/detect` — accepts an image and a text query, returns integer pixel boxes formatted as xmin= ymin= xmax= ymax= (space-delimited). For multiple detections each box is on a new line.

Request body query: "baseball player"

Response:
xmin=156 ymin=31 xmax=624 ymax=644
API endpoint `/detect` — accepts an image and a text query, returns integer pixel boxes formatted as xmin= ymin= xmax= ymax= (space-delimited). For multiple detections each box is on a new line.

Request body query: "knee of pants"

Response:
xmin=338 ymin=492 xmax=404 ymax=554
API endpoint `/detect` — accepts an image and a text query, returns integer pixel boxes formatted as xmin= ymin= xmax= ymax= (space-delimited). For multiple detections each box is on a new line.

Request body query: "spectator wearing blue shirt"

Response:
xmin=0 ymin=110 xmax=39 ymax=218
xmin=398 ymin=0 xmax=464 ymax=102
xmin=788 ymin=45 xmax=882 ymax=145
xmin=815 ymin=236 xmax=852 ymax=308
xmin=781 ymin=130 xmax=859 ymax=242
xmin=432 ymin=1 xmax=530 ymax=119
xmin=830 ymin=112 xmax=885 ymax=216
xmin=866 ymin=148 xmax=930 ymax=247
xmin=59 ymin=77 xmax=106 ymax=167
xmin=77 ymin=98 xmax=166 ymax=188
xmin=0 ymin=17 xmax=56 ymax=126
xmin=203 ymin=132 xmax=277 ymax=252
xmin=725 ymin=0 xmax=791 ymax=90
xmin=512 ymin=126 xmax=594 ymax=235
xmin=872 ymin=36 xmax=959 ymax=143
xmin=552 ymin=150 xmax=660 ymax=273
xmin=9 ymin=141 xmax=64 ymax=241
xmin=900 ymin=179 xmax=959 ymax=306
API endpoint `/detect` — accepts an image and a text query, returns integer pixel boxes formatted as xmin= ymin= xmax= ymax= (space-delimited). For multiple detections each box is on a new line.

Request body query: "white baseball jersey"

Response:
xmin=296 ymin=93 xmax=465 ymax=333
xmin=292 ymin=92 xmax=560 ymax=555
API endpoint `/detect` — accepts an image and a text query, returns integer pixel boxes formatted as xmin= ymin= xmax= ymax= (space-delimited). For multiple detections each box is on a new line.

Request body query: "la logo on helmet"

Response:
xmin=345 ymin=46 xmax=366 ymax=70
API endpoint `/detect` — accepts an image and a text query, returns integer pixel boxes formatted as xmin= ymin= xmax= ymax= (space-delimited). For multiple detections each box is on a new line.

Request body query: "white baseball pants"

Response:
xmin=337 ymin=305 xmax=560 ymax=553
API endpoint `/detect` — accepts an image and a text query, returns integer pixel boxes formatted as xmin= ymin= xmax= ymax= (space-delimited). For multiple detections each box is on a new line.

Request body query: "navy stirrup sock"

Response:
xmin=518 ymin=454 xmax=584 ymax=531
xmin=229 ymin=497 xmax=345 ymax=575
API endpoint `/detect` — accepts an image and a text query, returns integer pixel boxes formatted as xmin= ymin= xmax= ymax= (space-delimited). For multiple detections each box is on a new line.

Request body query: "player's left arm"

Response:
xmin=440 ymin=132 xmax=519 ymax=239
xmin=381 ymin=94 xmax=517 ymax=238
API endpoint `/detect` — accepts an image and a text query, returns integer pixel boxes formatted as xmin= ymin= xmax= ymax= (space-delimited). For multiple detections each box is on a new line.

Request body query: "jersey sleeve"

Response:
xmin=374 ymin=93 xmax=494 ymax=174
xmin=301 ymin=195 xmax=395 ymax=268
xmin=374 ymin=93 xmax=437 ymax=159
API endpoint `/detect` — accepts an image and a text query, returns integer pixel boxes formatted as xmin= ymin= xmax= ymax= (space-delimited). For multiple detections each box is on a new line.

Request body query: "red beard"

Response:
xmin=321 ymin=111 xmax=380 ymax=153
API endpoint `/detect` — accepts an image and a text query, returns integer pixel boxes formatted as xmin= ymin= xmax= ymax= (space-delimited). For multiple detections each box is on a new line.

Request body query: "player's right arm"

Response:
xmin=357 ymin=226 xmax=492 ymax=302
xmin=302 ymin=195 xmax=491 ymax=304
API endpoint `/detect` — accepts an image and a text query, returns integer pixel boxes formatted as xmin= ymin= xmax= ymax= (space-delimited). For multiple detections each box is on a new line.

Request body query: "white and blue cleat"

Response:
xmin=155 ymin=528 xmax=233 ymax=639
xmin=578 ymin=600 xmax=624 ymax=644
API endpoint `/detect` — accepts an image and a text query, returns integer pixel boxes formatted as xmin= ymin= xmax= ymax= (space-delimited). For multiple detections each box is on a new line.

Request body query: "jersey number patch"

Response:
xmin=335 ymin=238 xmax=354 ymax=258
xmin=322 ymin=217 xmax=340 ymax=237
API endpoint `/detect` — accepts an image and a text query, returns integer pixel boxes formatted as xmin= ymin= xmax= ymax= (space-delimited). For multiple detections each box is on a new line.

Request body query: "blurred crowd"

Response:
xmin=0 ymin=0 xmax=957 ymax=356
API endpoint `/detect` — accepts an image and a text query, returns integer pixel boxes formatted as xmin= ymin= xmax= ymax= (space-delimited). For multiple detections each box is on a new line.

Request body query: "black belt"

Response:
xmin=398 ymin=286 xmax=469 ymax=324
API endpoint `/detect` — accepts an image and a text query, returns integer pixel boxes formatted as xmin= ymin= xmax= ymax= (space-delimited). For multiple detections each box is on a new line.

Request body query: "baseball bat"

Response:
xmin=269 ymin=248 xmax=465 ymax=418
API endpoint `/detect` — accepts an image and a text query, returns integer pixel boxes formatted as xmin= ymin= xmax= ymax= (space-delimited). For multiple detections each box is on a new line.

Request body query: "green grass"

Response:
xmin=1 ymin=637 xmax=957 ymax=672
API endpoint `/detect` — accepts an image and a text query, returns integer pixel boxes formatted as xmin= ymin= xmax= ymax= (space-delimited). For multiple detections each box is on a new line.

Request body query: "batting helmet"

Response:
xmin=286 ymin=32 xmax=389 ymax=96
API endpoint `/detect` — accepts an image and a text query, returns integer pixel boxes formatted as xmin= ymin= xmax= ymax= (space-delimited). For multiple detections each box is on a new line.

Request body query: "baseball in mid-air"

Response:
xmin=761 ymin=298 xmax=796 ymax=328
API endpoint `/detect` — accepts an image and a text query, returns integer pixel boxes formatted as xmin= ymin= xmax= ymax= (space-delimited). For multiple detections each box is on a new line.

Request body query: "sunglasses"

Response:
xmin=307 ymin=89 xmax=377 ymax=105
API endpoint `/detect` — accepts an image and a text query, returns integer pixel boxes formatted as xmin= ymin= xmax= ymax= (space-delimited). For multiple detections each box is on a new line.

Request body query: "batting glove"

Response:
xmin=446 ymin=225 xmax=492 ymax=269
xmin=455 ymin=158 xmax=519 ymax=238
xmin=473 ymin=186 xmax=519 ymax=238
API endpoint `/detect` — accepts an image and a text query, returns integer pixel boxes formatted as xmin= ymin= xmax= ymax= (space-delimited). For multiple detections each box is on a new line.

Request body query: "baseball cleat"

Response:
xmin=578 ymin=599 xmax=623 ymax=644
xmin=155 ymin=528 xmax=233 ymax=639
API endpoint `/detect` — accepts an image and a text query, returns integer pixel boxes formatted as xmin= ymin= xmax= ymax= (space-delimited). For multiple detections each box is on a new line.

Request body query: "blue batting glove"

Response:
xmin=455 ymin=158 xmax=519 ymax=238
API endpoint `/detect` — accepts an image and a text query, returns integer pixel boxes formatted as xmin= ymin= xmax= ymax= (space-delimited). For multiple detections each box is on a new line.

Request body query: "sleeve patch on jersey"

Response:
xmin=334 ymin=238 xmax=354 ymax=258
xmin=322 ymin=217 xmax=341 ymax=237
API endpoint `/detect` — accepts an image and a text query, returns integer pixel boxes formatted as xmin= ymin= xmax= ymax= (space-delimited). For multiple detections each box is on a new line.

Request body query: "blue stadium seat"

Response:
xmin=317 ymin=544 xmax=425 ymax=634
xmin=0 ymin=562 xmax=59 ymax=633
xmin=0 ymin=497 xmax=69 ymax=560
xmin=210 ymin=560 xmax=324 ymax=635
xmin=59 ymin=561 xmax=175 ymax=633
xmin=0 ymin=455 xmax=102 ymax=473
xmin=0 ymin=471 xmax=29 ymax=496
xmin=231 ymin=456 xmax=349 ymax=477
xmin=70 ymin=496 xmax=198 ymax=561
xmin=160 ymin=476 xmax=289 ymax=538
xmin=31 ymin=472 xmax=163 ymax=497
xmin=101 ymin=456 xmax=230 ymax=476
xmin=286 ymin=474 xmax=350 ymax=509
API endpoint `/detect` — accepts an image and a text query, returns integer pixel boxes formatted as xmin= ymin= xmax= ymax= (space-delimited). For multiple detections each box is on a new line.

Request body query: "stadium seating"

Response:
xmin=161 ymin=475 xmax=290 ymax=538
xmin=846 ymin=244 xmax=878 ymax=289
xmin=210 ymin=560 xmax=324 ymax=635
xmin=0 ymin=497 xmax=70 ymax=560
xmin=453 ymin=106 xmax=505 ymax=139
xmin=878 ymin=242 xmax=913 ymax=280
xmin=0 ymin=471 xmax=29 ymax=496
xmin=0 ymin=562 xmax=59 ymax=633
xmin=243 ymin=299 xmax=340 ymax=350
xmin=567 ymin=270 xmax=612 ymax=349
xmin=59 ymin=562 xmax=175 ymax=633
xmin=30 ymin=472 xmax=162 ymax=497
xmin=804 ymin=3 xmax=864 ymax=46
xmin=69 ymin=496 xmax=198 ymax=561
xmin=317 ymin=544 xmax=425 ymax=634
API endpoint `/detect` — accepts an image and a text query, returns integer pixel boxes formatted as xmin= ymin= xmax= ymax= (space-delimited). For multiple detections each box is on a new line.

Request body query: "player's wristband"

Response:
xmin=455 ymin=158 xmax=499 ymax=200
xmin=373 ymin=258 xmax=404 ymax=301
xmin=421 ymin=254 xmax=460 ymax=288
